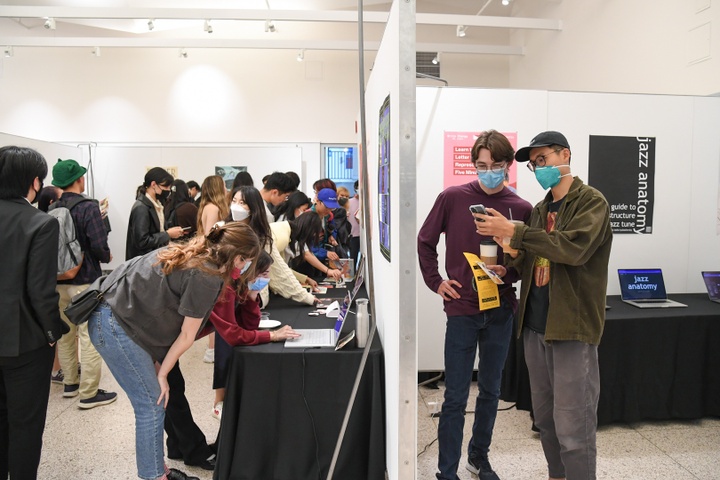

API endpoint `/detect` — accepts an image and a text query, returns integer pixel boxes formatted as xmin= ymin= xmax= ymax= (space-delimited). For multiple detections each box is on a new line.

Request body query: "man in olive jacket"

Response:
xmin=0 ymin=146 xmax=70 ymax=479
xmin=477 ymin=131 xmax=612 ymax=480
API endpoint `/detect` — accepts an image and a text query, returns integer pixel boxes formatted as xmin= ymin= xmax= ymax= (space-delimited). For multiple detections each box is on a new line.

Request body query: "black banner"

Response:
xmin=588 ymin=135 xmax=655 ymax=234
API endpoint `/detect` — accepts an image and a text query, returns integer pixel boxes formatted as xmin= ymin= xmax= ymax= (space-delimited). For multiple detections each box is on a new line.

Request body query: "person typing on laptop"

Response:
xmin=476 ymin=131 xmax=613 ymax=480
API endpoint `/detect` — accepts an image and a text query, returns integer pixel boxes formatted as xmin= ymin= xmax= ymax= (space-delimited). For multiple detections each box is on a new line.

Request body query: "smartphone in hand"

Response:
xmin=469 ymin=204 xmax=487 ymax=221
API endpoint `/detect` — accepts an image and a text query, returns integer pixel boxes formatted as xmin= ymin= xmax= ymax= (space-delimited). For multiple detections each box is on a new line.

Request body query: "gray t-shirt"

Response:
xmin=103 ymin=249 xmax=224 ymax=361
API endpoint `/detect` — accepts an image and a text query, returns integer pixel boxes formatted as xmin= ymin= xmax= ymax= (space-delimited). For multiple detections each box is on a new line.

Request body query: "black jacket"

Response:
xmin=126 ymin=194 xmax=171 ymax=260
xmin=0 ymin=198 xmax=68 ymax=356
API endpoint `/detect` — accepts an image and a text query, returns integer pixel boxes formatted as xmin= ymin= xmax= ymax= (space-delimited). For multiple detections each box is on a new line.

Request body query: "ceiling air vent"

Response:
xmin=416 ymin=51 xmax=440 ymax=78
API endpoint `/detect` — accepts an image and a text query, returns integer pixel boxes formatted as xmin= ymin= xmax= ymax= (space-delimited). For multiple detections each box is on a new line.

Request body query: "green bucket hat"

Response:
xmin=52 ymin=159 xmax=87 ymax=188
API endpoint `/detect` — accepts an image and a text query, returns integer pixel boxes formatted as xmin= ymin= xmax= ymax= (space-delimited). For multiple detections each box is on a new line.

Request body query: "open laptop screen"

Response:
xmin=701 ymin=271 xmax=720 ymax=301
xmin=618 ymin=269 xmax=668 ymax=301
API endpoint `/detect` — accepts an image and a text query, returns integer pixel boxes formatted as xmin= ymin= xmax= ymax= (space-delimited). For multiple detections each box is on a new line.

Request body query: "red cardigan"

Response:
xmin=198 ymin=285 xmax=271 ymax=345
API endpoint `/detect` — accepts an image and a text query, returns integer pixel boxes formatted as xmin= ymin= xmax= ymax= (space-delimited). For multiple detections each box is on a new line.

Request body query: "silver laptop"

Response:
xmin=285 ymin=258 xmax=365 ymax=348
xmin=701 ymin=271 xmax=720 ymax=304
xmin=618 ymin=269 xmax=687 ymax=308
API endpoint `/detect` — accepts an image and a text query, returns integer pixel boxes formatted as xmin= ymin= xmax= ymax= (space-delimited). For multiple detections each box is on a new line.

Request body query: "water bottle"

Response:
xmin=355 ymin=299 xmax=370 ymax=348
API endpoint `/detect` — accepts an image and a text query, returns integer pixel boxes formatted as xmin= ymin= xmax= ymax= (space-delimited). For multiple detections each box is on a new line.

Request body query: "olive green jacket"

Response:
xmin=506 ymin=177 xmax=613 ymax=345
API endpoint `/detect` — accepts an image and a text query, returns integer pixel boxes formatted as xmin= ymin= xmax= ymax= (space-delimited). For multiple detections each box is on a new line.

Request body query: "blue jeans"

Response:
xmin=436 ymin=303 xmax=513 ymax=480
xmin=88 ymin=302 xmax=166 ymax=480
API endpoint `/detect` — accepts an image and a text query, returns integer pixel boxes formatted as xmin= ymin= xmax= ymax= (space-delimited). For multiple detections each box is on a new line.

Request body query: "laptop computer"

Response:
xmin=618 ymin=269 xmax=687 ymax=308
xmin=285 ymin=258 xmax=366 ymax=348
xmin=701 ymin=271 xmax=720 ymax=304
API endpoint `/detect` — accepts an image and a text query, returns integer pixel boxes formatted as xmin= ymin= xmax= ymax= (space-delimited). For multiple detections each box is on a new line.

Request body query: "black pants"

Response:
xmin=0 ymin=345 xmax=54 ymax=480
xmin=164 ymin=361 xmax=214 ymax=464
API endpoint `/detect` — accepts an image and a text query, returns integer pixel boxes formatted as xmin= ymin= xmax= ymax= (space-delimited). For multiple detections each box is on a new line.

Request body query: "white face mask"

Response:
xmin=231 ymin=203 xmax=250 ymax=221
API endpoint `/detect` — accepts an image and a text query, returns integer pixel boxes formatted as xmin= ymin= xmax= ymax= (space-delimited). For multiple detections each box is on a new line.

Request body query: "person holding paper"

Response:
xmin=417 ymin=130 xmax=532 ymax=480
xmin=475 ymin=131 xmax=612 ymax=480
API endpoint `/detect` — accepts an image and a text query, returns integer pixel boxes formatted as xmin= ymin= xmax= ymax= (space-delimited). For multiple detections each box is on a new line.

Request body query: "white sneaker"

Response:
xmin=212 ymin=401 xmax=223 ymax=421
xmin=203 ymin=348 xmax=214 ymax=364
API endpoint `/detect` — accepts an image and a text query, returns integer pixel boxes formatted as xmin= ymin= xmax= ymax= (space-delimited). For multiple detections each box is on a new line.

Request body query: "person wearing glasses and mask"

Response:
xmin=476 ymin=131 xmax=612 ymax=480
xmin=127 ymin=167 xmax=185 ymax=260
xmin=418 ymin=130 xmax=532 ymax=480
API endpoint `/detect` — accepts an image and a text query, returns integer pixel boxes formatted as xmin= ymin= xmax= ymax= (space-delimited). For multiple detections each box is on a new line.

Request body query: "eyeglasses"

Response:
xmin=475 ymin=162 xmax=507 ymax=173
xmin=527 ymin=148 xmax=562 ymax=172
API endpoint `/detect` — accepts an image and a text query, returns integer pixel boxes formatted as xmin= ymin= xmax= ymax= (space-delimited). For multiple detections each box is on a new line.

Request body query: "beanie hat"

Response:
xmin=51 ymin=159 xmax=87 ymax=188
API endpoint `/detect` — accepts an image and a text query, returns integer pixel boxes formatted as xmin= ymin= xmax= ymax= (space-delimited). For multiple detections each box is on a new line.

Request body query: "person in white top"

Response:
xmin=259 ymin=172 xmax=295 ymax=224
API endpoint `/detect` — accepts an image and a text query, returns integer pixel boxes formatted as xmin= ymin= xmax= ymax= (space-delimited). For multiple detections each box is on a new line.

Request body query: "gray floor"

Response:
xmin=39 ymin=341 xmax=720 ymax=479
xmin=418 ymin=383 xmax=720 ymax=480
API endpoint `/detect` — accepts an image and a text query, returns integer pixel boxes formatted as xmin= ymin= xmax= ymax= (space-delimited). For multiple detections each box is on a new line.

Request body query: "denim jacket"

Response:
xmin=507 ymin=177 xmax=613 ymax=345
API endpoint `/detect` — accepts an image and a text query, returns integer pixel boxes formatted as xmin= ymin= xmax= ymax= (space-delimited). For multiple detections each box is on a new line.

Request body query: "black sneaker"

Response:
xmin=63 ymin=383 xmax=79 ymax=398
xmin=78 ymin=389 xmax=117 ymax=409
xmin=167 ymin=468 xmax=200 ymax=480
xmin=51 ymin=369 xmax=64 ymax=384
xmin=186 ymin=454 xmax=215 ymax=471
xmin=466 ymin=455 xmax=500 ymax=480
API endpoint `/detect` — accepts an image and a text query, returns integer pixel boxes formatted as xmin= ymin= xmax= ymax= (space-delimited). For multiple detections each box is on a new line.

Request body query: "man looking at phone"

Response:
xmin=418 ymin=130 xmax=532 ymax=480
xmin=476 ymin=131 xmax=612 ymax=480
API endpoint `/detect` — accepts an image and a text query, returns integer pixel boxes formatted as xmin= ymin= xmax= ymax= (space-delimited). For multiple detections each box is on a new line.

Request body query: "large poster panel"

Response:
xmin=378 ymin=95 xmax=391 ymax=262
xmin=588 ymin=135 xmax=655 ymax=234
xmin=444 ymin=131 xmax=518 ymax=190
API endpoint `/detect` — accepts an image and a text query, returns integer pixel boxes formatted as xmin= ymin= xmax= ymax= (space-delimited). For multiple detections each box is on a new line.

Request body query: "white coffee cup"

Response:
xmin=480 ymin=241 xmax=498 ymax=265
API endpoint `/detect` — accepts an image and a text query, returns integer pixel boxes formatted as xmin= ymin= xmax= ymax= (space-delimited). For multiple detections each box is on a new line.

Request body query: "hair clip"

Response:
xmin=206 ymin=221 xmax=226 ymax=243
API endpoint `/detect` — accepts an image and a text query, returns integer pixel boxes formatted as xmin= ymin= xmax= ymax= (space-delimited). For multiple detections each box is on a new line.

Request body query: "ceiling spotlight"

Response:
xmin=147 ymin=19 xmax=155 ymax=31
xmin=502 ymin=0 xmax=510 ymax=5
xmin=204 ymin=19 xmax=213 ymax=34
xmin=178 ymin=48 xmax=188 ymax=58
xmin=3 ymin=46 xmax=13 ymax=58
xmin=91 ymin=46 xmax=101 ymax=57
xmin=297 ymin=49 xmax=305 ymax=62
xmin=265 ymin=20 xmax=276 ymax=33
xmin=432 ymin=53 xmax=440 ymax=65
xmin=456 ymin=25 xmax=467 ymax=38
xmin=44 ymin=17 xmax=56 ymax=30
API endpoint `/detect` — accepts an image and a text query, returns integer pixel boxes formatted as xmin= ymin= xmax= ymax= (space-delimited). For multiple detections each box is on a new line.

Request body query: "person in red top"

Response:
xmin=206 ymin=250 xmax=299 ymax=422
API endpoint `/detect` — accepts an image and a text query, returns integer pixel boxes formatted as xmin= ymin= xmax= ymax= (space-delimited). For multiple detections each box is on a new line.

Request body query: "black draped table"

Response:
xmin=213 ymin=289 xmax=386 ymax=480
xmin=501 ymin=293 xmax=720 ymax=425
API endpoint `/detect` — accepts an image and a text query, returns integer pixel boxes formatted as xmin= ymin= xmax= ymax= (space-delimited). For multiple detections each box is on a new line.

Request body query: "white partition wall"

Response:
xmin=416 ymin=86 xmax=720 ymax=371
xmin=363 ymin=1 xmax=417 ymax=478
xmin=0 ymin=133 xmax=82 ymax=171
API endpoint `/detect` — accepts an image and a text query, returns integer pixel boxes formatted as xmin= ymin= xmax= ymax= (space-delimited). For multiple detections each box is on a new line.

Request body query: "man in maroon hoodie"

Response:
xmin=418 ymin=130 xmax=532 ymax=480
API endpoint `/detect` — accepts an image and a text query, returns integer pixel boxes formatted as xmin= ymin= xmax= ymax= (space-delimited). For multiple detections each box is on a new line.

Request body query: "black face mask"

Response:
xmin=158 ymin=188 xmax=171 ymax=204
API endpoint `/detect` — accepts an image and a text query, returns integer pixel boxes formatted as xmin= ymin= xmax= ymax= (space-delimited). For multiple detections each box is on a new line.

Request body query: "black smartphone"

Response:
xmin=469 ymin=204 xmax=487 ymax=221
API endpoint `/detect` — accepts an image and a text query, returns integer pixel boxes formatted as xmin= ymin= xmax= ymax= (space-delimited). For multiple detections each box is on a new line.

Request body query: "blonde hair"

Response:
xmin=156 ymin=222 xmax=260 ymax=296
xmin=197 ymin=175 xmax=229 ymax=231
xmin=337 ymin=186 xmax=350 ymax=198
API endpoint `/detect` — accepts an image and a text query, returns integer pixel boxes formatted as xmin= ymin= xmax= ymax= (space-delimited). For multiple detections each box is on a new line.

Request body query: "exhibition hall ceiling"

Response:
xmin=0 ymin=0 xmax=562 ymax=56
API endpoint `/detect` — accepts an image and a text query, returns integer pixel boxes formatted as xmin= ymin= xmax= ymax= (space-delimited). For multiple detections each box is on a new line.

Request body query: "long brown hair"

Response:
xmin=197 ymin=175 xmax=230 ymax=232
xmin=156 ymin=222 xmax=260 ymax=295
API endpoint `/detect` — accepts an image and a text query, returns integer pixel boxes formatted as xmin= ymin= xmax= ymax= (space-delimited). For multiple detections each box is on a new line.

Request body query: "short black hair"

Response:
xmin=232 ymin=171 xmax=254 ymax=189
xmin=285 ymin=171 xmax=301 ymax=190
xmin=0 ymin=146 xmax=48 ymax=199
xmin=186 ymin=180 xmax=200 ymax=191
xmin=262 ymin=172 xmax=295 ymax=195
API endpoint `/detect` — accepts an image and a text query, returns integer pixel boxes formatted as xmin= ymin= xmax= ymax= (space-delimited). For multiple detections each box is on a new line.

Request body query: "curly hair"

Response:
xmin=156 ymin=221 xmax=260 ymax=297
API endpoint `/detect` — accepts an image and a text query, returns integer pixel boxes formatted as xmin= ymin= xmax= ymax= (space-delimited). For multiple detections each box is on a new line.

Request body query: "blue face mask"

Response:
xmin=239 ymin=260 xmax=252 ymax=275
xmin=477 ymin=168 xmax=505 ymax=189
xmin=248 ymin=276 xmax=270 ymax=291
xmin=534 ymin=165 xmax=569 ymax=190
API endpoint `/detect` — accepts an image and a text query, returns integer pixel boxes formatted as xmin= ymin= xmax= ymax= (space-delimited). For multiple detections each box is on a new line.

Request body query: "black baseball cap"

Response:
xmin=515 ymin=131 xmax=571 ymax=163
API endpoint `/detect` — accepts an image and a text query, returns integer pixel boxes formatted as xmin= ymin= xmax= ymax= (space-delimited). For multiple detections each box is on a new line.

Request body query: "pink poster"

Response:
xmin=443 ymin=131 xmax=518 ymax=190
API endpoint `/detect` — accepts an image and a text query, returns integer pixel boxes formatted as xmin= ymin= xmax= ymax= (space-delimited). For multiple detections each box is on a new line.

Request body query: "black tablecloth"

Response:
xmin=501 ymin=293 xmax=720 ymax=425
xmin=213 ymin=288 xmax=386 ymax=480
